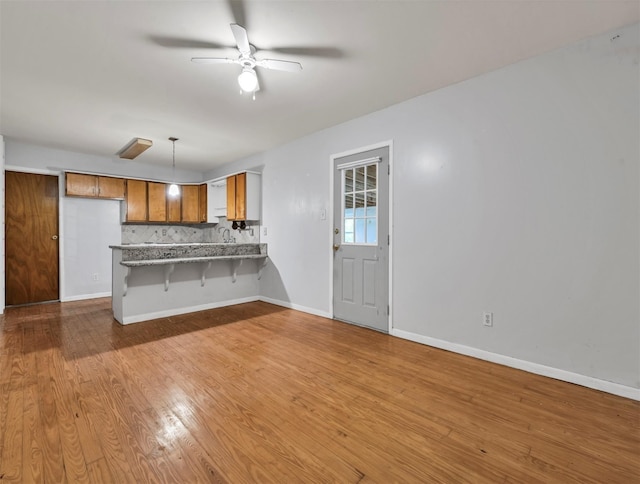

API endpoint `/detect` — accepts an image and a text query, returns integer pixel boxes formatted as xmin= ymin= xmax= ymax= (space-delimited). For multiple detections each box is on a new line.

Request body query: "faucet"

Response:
xmin=222 ymin=228 xmax=231 ymax=243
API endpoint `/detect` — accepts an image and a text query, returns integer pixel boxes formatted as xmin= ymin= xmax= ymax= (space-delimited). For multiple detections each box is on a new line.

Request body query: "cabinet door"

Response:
xmin=148 ymin=182 xmax=167 ymax=222
xmin=181 ymin=185 xmax=200 ymax=223
xmin=97 ymin=176 xmax=125 ymax=199
xmin=199 ymin=184 xmax=207 ymax=223
xmin=126 ymin=179 xmax=148 ymax=222
xmin=235 ymin=172 xmax=247 ymax=220
xmin=66 ymin=172 xmax=97 ymax=197
xmin=226 ymin=175 xmax=237 ymax=220
xmin=167 ymin=189 xmax=181 ymax=223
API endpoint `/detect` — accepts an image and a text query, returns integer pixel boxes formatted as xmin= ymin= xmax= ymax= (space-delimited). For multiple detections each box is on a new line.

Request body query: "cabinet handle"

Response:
xmin=52 ymin=235 xmax=58 ymax=240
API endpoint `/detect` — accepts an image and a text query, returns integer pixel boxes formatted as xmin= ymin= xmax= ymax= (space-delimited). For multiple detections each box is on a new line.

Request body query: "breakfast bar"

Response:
xmin=110 ymin=243 xmax=267 ymax=324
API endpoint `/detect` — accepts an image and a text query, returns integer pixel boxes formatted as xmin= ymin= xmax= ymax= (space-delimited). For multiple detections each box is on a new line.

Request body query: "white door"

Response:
xmin=333 ymin=146 xmax=389 ymax=332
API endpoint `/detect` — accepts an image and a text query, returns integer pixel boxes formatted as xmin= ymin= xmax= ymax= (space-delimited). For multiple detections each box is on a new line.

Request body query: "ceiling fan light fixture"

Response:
xmin=238 ymin=67 xmax=258 ymax=92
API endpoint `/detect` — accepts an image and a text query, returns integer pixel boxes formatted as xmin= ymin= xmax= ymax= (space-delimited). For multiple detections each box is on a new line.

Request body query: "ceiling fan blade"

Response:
xmin=256 ymin=58 xmax=303 ymax=72
xmin=191 ymin=57 xmax=237 ymax=64
xmin=268 ymin=46 xmax=344 ymax=59
xmin=148 ymin=35 xmax=227 ymax=50
xmin=230 ymin=23 xmax=251 ymax=56
xmin=227 ymin=0 xmax=247 ymax=30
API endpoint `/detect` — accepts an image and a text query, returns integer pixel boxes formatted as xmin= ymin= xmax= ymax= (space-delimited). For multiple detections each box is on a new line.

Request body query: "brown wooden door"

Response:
xmin=5 ymin=171 xmax=60 ymax=305
xmin=181 ymin=185 xmax=200 ymax=223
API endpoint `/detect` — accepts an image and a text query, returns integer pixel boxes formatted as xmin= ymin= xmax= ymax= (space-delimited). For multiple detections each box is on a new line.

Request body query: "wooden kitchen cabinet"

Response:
xmin=125 ymin=179 xmax=148 ymax=222
xmin=167 ymin=189 xmax=181 ymax=223
xmin=227 ymin=172 xmax=260 ymax=221
xmin=98 ymin=176 xmax=126 ymax=199
xmin=65 ymin=172 xmax=125 ymax=199
xmin=66 ymin=172 xmax=96 ymax=197
xmin=199 ymin=184 xmax=207 ymax=223
xmin=120 ymin=178 xmax=210 ymax=224
xmin=147 ymin=182 xmax=168 ymax=222
xmin=181 ymin=185 xmax=200 ymax=223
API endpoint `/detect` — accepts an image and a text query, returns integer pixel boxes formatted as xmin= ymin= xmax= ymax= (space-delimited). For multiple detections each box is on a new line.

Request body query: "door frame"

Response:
xmin=4 ymin=165 xmax=64 ymax=304
xmin=329 ymin=140 xmax=393 ymax=333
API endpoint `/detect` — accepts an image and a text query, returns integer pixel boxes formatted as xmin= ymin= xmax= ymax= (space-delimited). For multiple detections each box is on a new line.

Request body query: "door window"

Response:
xmin=343 ymin=162 xmax=377 ymax=245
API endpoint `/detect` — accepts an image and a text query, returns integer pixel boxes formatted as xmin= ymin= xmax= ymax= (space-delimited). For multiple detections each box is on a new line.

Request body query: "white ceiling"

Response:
xmin=1 ymin=1 xmax=638 ymax=173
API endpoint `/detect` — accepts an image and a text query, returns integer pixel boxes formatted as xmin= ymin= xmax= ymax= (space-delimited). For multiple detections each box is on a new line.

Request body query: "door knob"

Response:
xmin=51 ymin=235 xmax=58 ymax=240
xmin=333 ymin=244 xmax=340 ymax=251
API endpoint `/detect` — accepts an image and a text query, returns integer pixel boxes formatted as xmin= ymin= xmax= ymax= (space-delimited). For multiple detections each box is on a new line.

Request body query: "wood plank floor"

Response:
xmin=0 ymin=299 xmax=638 ymax=483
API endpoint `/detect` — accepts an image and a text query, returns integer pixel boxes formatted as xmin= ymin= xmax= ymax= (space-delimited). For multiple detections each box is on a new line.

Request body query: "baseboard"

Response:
xmin=61 ymin=291 xmax=111 ymax=302
xmin=391 ymin=328 xmax=640 ymax=401
xmin=258 ymin=296 xmax=332 ymax=319
xmin=121 ymin=296 xmax=260 ymax=325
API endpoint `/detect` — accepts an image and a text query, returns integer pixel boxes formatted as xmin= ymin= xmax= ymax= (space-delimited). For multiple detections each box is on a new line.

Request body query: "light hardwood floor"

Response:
xmin=0 ymin=299 xmax=638 ymax=483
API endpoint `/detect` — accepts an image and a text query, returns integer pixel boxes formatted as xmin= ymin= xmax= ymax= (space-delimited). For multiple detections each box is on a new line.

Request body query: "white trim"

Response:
xmin=329 ymin=140 xmax=393 ymax=333
xmin=121 ymin=296 xmax=260 ymax=325
xmin=4 ymin=165 xmax=61 ymax=175
xmin=5 ymin=164 xmax=206 ymax=186
xmin=61 ymin=291 xmax=111 ymax=303
xmin=57 ymin=174 xmax=66 ymax=301
xmin=205 ymin=169 xmax=261 ymax=184
xmin=391 ymin=328 xmax=640 ymax=401
xmin=259 ymin=296 xmax=332 ymax=319
xmin=336 ymin=156 xmax=381 ymax=171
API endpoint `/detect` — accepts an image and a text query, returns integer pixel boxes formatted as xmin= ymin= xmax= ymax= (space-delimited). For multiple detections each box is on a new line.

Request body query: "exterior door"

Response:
xmin=333 ymin=146 xmax=389 ymax=332
xmin=5 ymin=171 xmax=60 ymax=305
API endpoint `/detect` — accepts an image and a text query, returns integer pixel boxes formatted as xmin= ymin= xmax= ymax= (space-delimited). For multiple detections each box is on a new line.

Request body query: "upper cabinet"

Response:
xmin=65 ymin=172 xmax=125 ymax=199
xmin=199 ymin=184 xmax=207 ymax=223
xmin=147 ymin=182 xmax=168 ymax=222
xmin=207 ymin=180 xmax=227 ymax=223
xmin=65 ymin=171 xmax=210 ymax=224
xmin=181 ymin=185 xmax=200 ymax=223
xmin=125 ymin=179 xmax=148 ymax=222
xmin=226 ymin=172 xmax=260 ymax=221
xmin=124 ymin=180 xmax=208 ymax=224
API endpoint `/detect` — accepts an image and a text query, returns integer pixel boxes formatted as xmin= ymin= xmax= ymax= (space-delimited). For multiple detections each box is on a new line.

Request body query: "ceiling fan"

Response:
xmin=191 ymin=24 xmax=302 ymax=98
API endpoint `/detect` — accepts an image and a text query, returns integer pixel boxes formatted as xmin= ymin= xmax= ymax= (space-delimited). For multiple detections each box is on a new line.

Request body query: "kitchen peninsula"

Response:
xmin=110 ymin=242 xmax=267 ymax=324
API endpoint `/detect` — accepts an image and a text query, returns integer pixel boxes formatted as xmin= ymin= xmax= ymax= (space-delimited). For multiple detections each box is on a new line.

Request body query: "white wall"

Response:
xmin=62 ymin=197 xmax=121 ymax=301
xmin=206 ymin=23 xmax=640 ymax=393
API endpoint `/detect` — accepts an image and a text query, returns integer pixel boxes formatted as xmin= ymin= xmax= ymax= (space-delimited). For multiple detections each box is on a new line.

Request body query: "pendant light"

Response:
xmin=168 ymin=137 xmax=180 ymax=197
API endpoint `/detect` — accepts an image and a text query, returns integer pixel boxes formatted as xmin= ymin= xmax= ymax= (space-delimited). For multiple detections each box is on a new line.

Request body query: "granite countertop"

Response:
xmin=109 ymin=242 xmax=262 ymax=249
xmin=110 ymin=242 xmax=267 ymax=265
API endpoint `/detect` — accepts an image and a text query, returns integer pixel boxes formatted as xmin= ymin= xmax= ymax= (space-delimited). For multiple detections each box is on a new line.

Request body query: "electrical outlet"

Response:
xmin=92 ymin=273 xmax=99 ymax=282
xmin=162 ymin=229 xmax=167 ymax=236
xmin=483 ymin=312 xmax=493 ymax=327
xmin=262 ymin=226 xmax=268 ymax=236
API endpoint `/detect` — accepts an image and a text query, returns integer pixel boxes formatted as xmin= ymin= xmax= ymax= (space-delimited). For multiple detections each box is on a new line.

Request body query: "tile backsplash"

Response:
xmin=122 ymin=218 xmax=260 ymax=244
